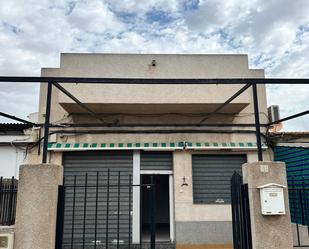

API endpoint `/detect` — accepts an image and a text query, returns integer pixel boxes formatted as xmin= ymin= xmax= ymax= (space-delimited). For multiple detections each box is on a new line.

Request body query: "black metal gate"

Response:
xmin=55 ymin=169 xmax=156 ymax=249
xmin=231 ymin=172 xmax=252 ymax=249
xmin=289 ymin=177 xmax=309 ymax=247
xmin=0 ymin=176 xmax=18 ymax=226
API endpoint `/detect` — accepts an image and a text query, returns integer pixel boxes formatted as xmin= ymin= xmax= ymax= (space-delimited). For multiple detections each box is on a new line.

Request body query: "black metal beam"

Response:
xmin=42 ymin=82 xmax=52 ymax=163
xmin=200 ymin=83 xmax=252 ymax=123
xmin=0 ymin=111 xmax=38 ymax=126
xmin=268 ymin=109 xmax=309 ymax=126
xmin=49 ymin=123 xmax=268 ymax=128
xmin=52 ymin=82 xmax=106 ymax=123
xmin=252 ymin=84 xmax=263 ymax=161
xmin=47 ymin=129 xmax=264 ymax=135
xmin=0 ymin=76 xmax=308 ymax=84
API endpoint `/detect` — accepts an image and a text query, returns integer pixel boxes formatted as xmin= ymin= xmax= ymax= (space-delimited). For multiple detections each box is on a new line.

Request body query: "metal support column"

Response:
xmin=252 ymin=84 xmax=263 ymax=161
xmin=150 ymin=176 xmax=156 ymax=249
xmin=42 ymin=81 xmax=52 ymax=163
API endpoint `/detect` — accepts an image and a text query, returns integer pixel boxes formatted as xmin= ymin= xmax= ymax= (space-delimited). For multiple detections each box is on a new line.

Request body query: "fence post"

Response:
xmin=242 ymin=161 xmax=293 ymax=249
xmin=105 ymin=169 xmax=110 ymax=249
xmin=8 ymin=177 xmax=15 ymax=226
xmin=55 ymin=185 xmax=65 ymax=249
xmin=14 ymin=164 xmax=63 ymax=249
xmin=0 ymin=177 xmax=2 ymax=224
xmin=128 ymin=175 xmax=132 ymax=249
xmin=150 ymin=176 xmax=156 ymax=249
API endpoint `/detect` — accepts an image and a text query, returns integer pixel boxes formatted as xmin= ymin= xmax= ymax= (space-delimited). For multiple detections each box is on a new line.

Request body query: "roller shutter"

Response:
xmin=140 ymin=151 xmax=173 ymax=170
xmin=62 ymin=151 xmax=133 ymax=246
xmin=192 ymin=155 xmax=246 ymax=204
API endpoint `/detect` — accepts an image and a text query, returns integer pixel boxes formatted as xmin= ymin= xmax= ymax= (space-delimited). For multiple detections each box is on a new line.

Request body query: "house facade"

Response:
xmin=26 ymin=53 xmax=271 ymax=248
xmin=0 ymin=123 xmax=35 ymax=178
xmin=271 ymin=131 xmax=309 ymax=190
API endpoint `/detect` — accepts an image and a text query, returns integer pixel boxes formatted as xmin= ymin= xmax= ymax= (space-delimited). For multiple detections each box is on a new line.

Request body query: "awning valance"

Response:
xmin=48 ymin=142 xmax=267 ymax=151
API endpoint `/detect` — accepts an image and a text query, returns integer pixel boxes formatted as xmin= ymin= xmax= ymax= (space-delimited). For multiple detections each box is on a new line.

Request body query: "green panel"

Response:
xmin=49 ymin=141 xmax=262 ymax=150
xmin=178 ymin=142 xmax=184 ymax=147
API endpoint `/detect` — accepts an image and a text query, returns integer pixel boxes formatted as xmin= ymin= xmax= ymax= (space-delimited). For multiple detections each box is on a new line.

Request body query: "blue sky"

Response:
xmin=0 ymin=0 xmax=308 ymax=130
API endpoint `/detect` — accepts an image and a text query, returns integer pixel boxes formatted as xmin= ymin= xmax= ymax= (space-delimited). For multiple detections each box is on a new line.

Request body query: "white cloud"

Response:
xmin=105 ymin=0 xmax=180 ymax=14
xmin=68 ymin=0 xmax=124 ymax=34
xmin=0 ymin=0 xmax=308 ymax=130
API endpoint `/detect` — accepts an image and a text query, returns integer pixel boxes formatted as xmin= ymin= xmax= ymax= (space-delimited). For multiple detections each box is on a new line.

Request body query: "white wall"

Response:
xmin=0 ymin=145 xmax=26 ymax=178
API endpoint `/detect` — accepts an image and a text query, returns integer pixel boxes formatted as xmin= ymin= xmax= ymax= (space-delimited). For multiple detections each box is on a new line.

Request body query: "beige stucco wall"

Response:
xmin=27 ymin=53 xmax=271 ymax=228
xmin=173 ymin=150 xmax=272 ymax=223
xmin=243 ymin=162 xmax=293 ymax=249
xmin=35 ymin=53 xmax=268 ymax=156
xmin=38 ymin=53 xmax=266 ymax=124
xmin=14 ymin=164 xmax=63 ymax=249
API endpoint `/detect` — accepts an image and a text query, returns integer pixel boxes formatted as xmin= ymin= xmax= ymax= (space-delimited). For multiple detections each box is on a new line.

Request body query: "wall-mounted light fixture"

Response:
xmin=181 ymin=176 xmax=188 ymax=187
xmin=151 ymin=60 xmax=156 ymax=67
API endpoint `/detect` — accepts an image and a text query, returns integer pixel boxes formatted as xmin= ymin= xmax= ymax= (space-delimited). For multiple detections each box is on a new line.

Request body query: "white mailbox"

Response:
xmin=257 ymin=183 xmax=286 ymax=215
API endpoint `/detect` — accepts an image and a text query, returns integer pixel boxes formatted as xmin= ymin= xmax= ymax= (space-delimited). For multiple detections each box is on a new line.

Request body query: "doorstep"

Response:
xmin=176 ymin=244 xmax=233 ymax=249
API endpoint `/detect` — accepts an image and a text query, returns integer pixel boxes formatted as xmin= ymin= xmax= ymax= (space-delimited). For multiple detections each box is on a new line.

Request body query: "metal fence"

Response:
xmin=55 ymin=170 xmax=156 ymax=249
xmin=289 ymin=177 xmax=309 ymax=247
xmin=0 ymin=176 xmax=18 ymax=226
xmin=231 ymin=172 xmax=252 ymax=249
xmin=289 ymin=180 xmax=309 ymax=226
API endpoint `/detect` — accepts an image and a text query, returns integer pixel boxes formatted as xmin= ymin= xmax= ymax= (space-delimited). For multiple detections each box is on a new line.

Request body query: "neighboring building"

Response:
xmin=0 ymin=123 xmax=34 ymax=178
xmin=272 ymin=132 xmax=309 ymax=245
xmin=27 ymin=53 xmax=271 ymax=248
xmin=272 ymin=132 xmax=309 ymax=215
xmin=272 ymin=132 xmax=309 ymax=183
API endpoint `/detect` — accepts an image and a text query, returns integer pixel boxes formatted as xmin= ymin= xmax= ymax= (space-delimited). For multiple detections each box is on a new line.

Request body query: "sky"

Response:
xmin=0 ymin=0 xmax=308 ymax=131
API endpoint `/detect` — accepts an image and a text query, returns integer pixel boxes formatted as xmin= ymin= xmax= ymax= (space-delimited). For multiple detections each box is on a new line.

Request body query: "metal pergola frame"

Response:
xmin=0 ymin=76 xmax=308 ymax=164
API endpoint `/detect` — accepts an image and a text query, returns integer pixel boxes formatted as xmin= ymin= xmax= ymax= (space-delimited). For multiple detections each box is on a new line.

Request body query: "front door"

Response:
xmin=141 ymin=174 xmax=170 ymax=242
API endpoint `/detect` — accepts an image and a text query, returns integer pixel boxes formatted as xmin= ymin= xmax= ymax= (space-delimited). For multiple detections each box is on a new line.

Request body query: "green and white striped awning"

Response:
xmin=48 ymin=142 xmax=267 ymax=151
